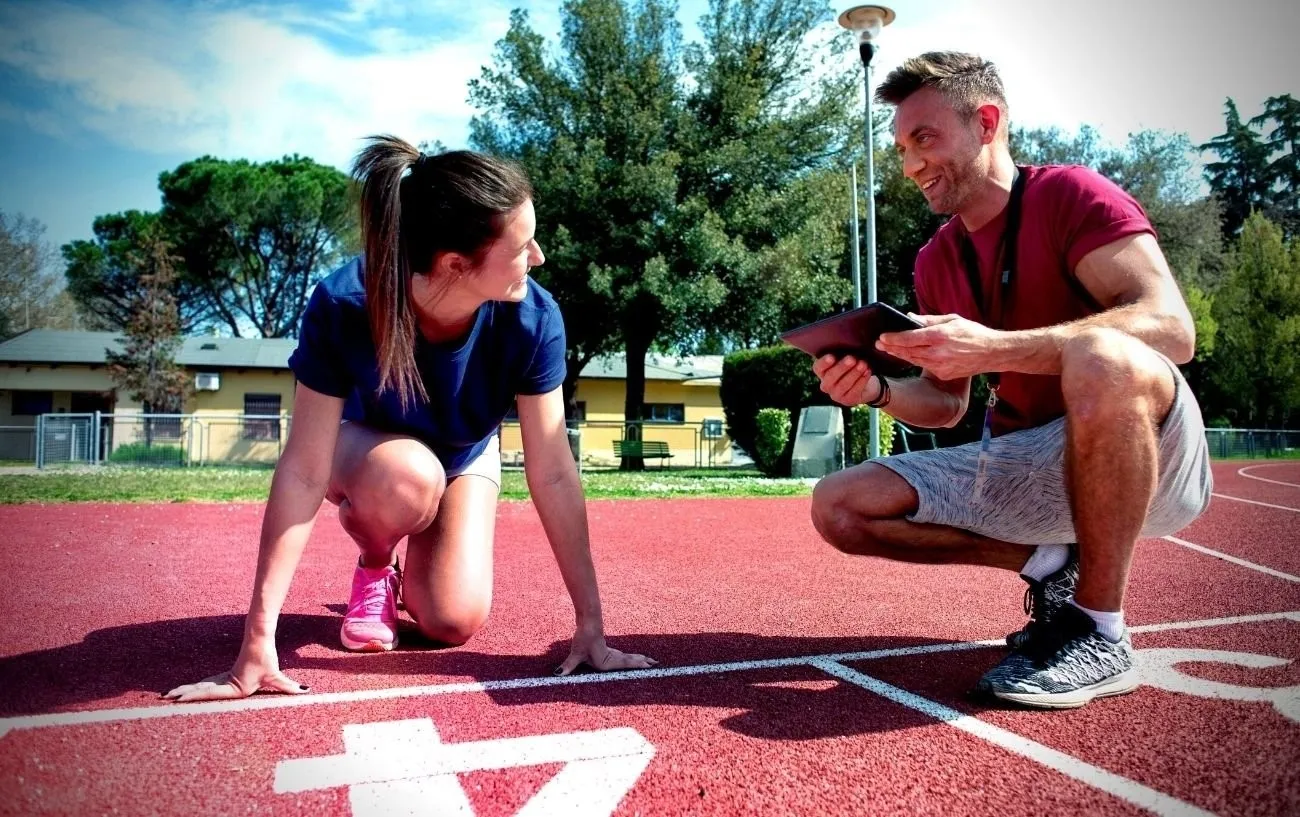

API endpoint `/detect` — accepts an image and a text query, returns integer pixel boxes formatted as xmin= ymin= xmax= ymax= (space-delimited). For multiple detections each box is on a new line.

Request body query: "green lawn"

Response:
xmin=0 ymin=465 xmax=813 ymax=504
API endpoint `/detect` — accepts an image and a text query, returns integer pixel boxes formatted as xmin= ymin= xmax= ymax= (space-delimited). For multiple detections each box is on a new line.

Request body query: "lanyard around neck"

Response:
xmin=959 ymin=166 xmax=1027 ymax=332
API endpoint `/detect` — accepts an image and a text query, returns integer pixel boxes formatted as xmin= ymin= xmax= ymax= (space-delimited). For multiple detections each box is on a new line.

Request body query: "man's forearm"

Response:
xmin=989 ymin=303 xmax=1195 ymax=374
xmin=872 ymin=375 xmax=967 ymax=429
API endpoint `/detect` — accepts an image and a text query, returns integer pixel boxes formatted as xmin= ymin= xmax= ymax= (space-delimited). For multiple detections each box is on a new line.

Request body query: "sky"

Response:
xmin=0 ymin=0 xmax=1296 ymax=255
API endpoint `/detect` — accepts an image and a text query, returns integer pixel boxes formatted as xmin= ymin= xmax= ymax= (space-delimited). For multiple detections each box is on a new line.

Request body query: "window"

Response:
xmin=12 ymin=391 xmax=53 ymax=416
xmin=70 ymin=392 xmax=113 ymax=414
xmin=642 ymin=403 xmax=685 ymax=423
xmin=243 ymin=393 xmax=282 ymax=441
xmin=147 ymin=415 xmax=184 ymax=440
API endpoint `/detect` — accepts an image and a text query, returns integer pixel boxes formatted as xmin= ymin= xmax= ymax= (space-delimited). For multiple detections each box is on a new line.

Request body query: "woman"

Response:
xmin=166 ymin=136 xmax=656 ymax=702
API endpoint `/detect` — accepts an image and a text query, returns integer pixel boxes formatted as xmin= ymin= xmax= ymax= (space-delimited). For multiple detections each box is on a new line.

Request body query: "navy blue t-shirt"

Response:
xmin=288 ymin=258 xmax=567 ymax=471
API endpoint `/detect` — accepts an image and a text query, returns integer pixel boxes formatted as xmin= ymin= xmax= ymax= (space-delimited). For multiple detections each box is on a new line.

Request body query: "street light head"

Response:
xmin=837 ymin=4 xmax=895 ymax=41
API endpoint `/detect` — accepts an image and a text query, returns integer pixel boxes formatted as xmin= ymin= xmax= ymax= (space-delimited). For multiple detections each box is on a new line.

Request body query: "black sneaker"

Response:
xmin=979 ymin=604 xmax=1139 ymax=709
xmin=1006 ymin=546 xmax=1079 ymax=649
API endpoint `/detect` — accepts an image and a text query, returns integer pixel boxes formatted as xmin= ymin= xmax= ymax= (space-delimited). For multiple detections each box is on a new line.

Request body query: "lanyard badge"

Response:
xmin=972 ymin=385 xmax=998 ymax=500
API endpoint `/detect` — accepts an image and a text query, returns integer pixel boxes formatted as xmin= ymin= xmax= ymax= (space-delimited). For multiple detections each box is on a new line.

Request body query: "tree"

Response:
xmin=470 ymin=0 xmax=861 ymax=466
xmin=159 ymin=155 xmax=358 ymax=337
xmin=470 ymin=0 xmax=693 ymax=449
xmin=106 ymin=236 xmax=193 ymax=442
xmin=1200 ymin=99 xmax=1274 ymax=241
xmin=1206 ymin=213 xmax=1300 ymax=428
xmin=1250 ymin=93 xmax=1300 ymax=236
xmin=63 ymin=210 xmax=212 ymax=332
xmin=0 ymin=211 xmax=83 ymax=337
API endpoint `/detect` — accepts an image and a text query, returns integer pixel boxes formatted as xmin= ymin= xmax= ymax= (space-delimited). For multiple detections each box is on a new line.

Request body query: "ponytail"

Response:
xmin=352 ymin=136 xmax=425 ymax=409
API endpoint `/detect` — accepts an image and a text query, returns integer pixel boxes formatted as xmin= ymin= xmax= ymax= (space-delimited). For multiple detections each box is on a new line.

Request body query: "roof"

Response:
xmin=0 ymin=330 xmax=297 ymax=369
xmin=0 ymin=330 xmax=724 ymax=381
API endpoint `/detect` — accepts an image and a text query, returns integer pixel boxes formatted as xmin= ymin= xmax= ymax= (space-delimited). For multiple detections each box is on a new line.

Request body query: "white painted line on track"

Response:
xmin=1212 ymin=492 xmax=1300 ymax=513
xmin=1163 ymin=535 xmax=1300 ymax=583
xmin=809 ymin=659 xmax=1214 ymax=817
xmin=1129 ymin=610 xmax=1300 ymax=632
xmin=2 ymin=611 xmax=1295 ymax=737
xmin=1239 ymin=464 xmax=1300 ymax=489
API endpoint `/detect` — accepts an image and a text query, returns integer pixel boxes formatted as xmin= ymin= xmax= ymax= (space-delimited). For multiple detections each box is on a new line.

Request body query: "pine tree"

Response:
xmin=1200 ymin=99 xmax=1274 ymax=240
xmin=106 ymin=236 xmax=192 ymax=445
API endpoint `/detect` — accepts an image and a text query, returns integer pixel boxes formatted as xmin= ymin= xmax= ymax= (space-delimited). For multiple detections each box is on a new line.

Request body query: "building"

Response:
xmin=0 ymin=329 xmax=733 ymax=468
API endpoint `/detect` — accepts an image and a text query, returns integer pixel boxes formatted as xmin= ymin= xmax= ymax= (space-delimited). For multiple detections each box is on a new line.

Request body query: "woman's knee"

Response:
xmin=341 ymin=445 xmax=446 ymax=542
xmin=413 ymin=605 xmax=490 ymax=647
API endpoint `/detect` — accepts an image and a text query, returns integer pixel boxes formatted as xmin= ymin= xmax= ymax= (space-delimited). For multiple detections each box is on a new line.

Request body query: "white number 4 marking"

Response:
xmin=1140 ymin=648 xmax=1300 ymax=725
xmin=274 ymin=718 xmax=655 ymax=816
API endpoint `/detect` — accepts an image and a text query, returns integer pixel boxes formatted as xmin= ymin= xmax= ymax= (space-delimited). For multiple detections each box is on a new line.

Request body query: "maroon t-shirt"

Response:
xmin=913 ymin=164 xmax=1155 ymax=436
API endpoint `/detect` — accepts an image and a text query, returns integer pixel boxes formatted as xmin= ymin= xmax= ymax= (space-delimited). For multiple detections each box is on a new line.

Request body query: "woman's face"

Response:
xmin=462 ymin=198 xmax=545 ymax=303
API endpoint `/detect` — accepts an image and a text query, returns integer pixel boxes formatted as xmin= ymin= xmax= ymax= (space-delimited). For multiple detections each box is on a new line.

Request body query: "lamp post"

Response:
xmin=838 ymin=4 xmax=894 ymax=460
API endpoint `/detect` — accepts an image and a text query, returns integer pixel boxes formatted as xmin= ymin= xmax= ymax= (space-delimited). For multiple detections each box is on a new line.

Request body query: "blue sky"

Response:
xmin=1 ymin=0 xmax=1296 ymax=255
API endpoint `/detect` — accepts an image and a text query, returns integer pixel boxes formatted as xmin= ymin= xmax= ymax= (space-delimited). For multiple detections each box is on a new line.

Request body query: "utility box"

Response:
xmin=790 ymin=405 xmax=844 ymax=479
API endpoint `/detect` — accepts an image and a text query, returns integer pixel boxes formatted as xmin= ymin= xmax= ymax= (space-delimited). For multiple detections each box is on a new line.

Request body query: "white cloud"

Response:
xmin=861 ymin=0 xmax=1300 ymax=148
xmin=0 ymin=0 xmax=542 ymax=167
xmin=0 ymin=0 xmax=1293 ymax=178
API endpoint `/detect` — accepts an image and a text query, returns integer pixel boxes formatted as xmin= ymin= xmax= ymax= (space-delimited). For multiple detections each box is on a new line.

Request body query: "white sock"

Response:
xmin=1020 ymin=543 xmax=1069 ymax=582
xmin=1072 ymin=601 xmax=1125 ymax=642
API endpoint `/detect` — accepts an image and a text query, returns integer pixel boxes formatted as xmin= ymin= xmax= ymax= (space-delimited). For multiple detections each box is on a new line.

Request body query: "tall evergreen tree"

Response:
xmin=1200 ymin=99 xmax=1274 ymax=240
xmin=106 ymin=236 xmax=193 ymax=442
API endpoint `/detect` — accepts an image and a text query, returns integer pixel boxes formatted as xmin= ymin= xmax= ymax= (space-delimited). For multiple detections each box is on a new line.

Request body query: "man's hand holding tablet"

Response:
xmin=781 ymin=303 xmax=923 ymax=408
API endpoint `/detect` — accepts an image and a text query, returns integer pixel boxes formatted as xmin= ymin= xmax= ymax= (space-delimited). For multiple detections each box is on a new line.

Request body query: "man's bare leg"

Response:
xmin=810 ymin=462 xmax=1030 ymax=571
xmin=1060 ymin=328 xmax=1176 ymax=613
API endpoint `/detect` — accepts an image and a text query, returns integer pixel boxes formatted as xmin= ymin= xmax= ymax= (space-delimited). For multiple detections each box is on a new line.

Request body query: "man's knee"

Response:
xmin=1061 ymin=328 xmax=1172 ymax=425
xmin=810 ymin=465 xmax=913 ymax=555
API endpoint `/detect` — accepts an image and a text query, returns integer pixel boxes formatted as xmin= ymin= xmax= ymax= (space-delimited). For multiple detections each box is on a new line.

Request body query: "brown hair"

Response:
xmin=875 ymin=51 xmax=1007 ymax=123
xmin=351 ymin=135 xmax=532 ymax=408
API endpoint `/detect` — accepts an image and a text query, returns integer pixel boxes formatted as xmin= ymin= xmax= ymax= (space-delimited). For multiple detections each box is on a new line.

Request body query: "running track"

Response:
xmin=1 ymin=460 xmax=1298 ymax=815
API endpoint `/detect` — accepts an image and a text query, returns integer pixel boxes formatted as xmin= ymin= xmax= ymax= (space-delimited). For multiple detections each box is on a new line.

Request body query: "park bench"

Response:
xmin=613 ymin=439 xmax=673 ymax=468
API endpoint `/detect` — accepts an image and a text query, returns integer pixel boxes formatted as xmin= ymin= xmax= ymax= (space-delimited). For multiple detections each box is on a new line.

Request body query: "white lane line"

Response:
xmin=1238 ymin=464 xmax=1300 ymax=489
xmin=1163 ymin=535 xmax=1300 ymax=583
xmin=1129 ymin=610 xmax=1300 ymax=632
xmin=1212 ymin=492 xmax=1300 ymax=513
xmin=2 ymin=612 xmax=1295 ymax=737
xmin=810 ymin=659 xmax=1213 ymax=817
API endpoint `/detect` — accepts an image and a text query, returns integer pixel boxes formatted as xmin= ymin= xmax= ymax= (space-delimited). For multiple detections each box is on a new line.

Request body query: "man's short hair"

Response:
xmin=875 ymin=51 xmax=1007 ymax=120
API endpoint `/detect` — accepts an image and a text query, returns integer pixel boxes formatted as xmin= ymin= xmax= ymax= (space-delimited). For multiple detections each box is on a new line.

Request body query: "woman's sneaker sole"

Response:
xmin=992 ymin=667 xmax=1141 ymax=709
xmin=340 ymin=631 xmax=399 ymax=652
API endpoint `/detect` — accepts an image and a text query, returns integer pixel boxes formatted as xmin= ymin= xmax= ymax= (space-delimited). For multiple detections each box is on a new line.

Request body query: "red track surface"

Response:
xmin=1 ymin=460 xmax=1298 ymax=815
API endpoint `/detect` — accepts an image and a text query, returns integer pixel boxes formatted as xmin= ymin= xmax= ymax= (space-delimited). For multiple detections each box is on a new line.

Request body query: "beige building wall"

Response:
xmin=499 ymin=376 xmax=732 ymax=469
xmin=0 ymin=359 xmax=733 ymax=469
xmin=188 ymin=370 xmax=294 ymax=464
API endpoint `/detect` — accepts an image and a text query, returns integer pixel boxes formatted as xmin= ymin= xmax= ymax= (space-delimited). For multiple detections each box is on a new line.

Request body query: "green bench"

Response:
xmin=613 ymin=439 xmax=673 ymax=468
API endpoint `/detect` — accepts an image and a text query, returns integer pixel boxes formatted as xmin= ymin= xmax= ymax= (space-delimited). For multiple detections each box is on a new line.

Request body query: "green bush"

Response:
xmin=721 ymin=346 xmax=825 ymax=474
xmin=754 ymin=408 xmax=793 ymax=475
xmin=849 ymin=405 xmax=896 ymax=463
xmin=108 ymin=442 xmax=186 ymax=465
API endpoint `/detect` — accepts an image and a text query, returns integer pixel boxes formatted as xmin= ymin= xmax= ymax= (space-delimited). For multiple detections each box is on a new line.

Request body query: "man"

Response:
xmin=809 ymin=52 xmax=1212 ymax=709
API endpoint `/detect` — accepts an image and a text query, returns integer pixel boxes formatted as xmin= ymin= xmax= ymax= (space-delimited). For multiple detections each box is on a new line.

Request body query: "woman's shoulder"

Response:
xmin=312 ymin=257 xmax=367 ymax=307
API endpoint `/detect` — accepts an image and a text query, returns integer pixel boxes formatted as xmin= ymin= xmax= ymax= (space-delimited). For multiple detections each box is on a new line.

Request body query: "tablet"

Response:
xmin=780 ymin=302 xmax=923 ymax=377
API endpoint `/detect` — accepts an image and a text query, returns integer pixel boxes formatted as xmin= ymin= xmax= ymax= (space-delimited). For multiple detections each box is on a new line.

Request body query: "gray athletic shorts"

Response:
xmin=874 ymin=362 xmax=1213 ymax=545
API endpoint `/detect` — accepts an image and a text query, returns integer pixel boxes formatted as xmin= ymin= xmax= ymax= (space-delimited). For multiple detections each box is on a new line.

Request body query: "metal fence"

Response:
xmin=1204 ymin=428 xmax=1300 ymax=459
xmin=23 ymin=413 xmax=1298 ymax=469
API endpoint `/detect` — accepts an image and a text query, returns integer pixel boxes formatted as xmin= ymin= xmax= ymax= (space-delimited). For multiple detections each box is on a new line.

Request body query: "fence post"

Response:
xmin=35 ymin=414 xmax=44 ymax=469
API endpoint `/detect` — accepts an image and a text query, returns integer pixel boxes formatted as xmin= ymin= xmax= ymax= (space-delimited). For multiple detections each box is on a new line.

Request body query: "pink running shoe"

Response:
xmin=340 ymin=560 xmax=400 ymax=652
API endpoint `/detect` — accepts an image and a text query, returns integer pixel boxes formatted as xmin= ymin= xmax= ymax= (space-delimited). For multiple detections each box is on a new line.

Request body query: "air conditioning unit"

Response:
xmin=195 ymin=372 xmax=221 ymax=392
